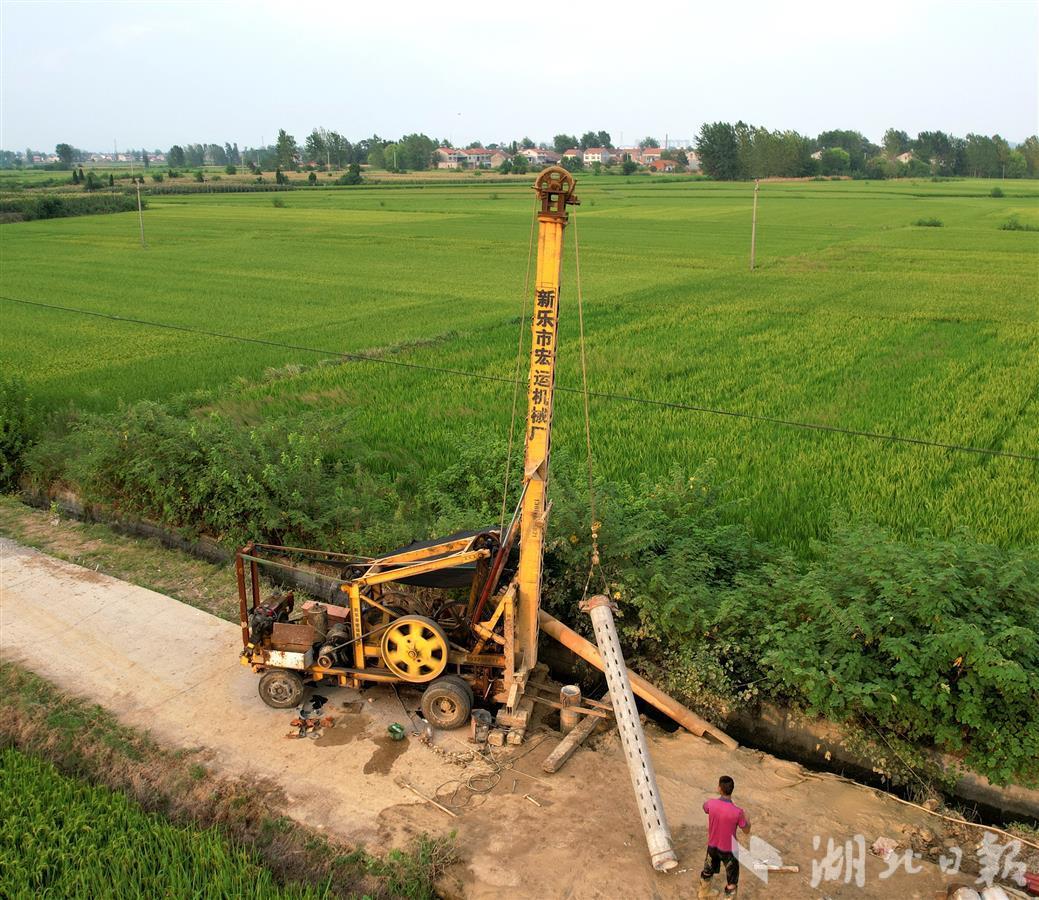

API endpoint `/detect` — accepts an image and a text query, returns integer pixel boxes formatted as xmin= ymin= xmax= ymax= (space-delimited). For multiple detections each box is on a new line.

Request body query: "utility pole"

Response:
xmin=128 ymin=147 xmax=146 ymax=248
xmin=750 ymin=179 xmax=759 ymax=271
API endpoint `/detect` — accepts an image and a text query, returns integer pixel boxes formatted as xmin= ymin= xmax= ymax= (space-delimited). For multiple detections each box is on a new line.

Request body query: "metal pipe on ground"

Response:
xmin=538 ymin=609 xmax=738 ymax=750
xmin=581 ymin=595 xmax=677 ymax=872
xmin=559 ymin=684 xmax=582 ymax=734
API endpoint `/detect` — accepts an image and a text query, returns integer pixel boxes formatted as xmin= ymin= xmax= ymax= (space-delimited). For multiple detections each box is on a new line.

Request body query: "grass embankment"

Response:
xmin=0 ymin=663 xmax=455 ymax=898
xmin=0 ymin=496 xmax=236 ymax=619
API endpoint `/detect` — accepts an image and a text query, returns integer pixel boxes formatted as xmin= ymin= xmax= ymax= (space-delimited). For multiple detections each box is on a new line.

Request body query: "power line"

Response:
xmin=3 ymin=293 xmax=1036 ymax=464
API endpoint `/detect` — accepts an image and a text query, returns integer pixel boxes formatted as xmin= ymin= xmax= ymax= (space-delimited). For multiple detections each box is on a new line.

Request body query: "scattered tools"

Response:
xmin=286 ymin=694 xmax=335 ymax=738
xmin=286 ymin=713 xmax=335 ymax=739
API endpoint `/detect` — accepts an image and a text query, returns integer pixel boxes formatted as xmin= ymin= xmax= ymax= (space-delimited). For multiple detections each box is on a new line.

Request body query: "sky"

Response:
xmin=2 ymin=0 xmax=1037 ymax=152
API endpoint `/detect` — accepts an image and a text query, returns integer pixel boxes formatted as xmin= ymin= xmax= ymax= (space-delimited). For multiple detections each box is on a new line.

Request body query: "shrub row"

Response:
xmin=13 ymin=397 xmax=1037 ymax=788
xmin=0 ymin=192 xmax=141 ymax=222
xmin=144 ymin=182 xmax=295 ymax=195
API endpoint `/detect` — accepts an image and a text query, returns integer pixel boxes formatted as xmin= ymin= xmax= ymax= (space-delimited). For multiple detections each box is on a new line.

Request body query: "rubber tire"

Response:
xmin=421 ymin=677 xmax=473 ymax=730
xmin=258 ymin=669 xmax=304 ymax=709
xmin=438 ymin=674 xmax=475 ymax=708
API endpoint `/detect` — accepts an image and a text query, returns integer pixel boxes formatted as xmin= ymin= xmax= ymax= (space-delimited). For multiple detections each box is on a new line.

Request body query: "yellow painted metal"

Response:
xmin=514 ymin=167 xmax=578 ymax=682
xmin=349 ymin=583 xmax=364 ymax=670
xmin=352 ymin=549 xmax=490 ymax=587
xmin=380 ymin=615 xmax=449 ymax=682
xmin=365 ymin=535 xmax=479 ymax=567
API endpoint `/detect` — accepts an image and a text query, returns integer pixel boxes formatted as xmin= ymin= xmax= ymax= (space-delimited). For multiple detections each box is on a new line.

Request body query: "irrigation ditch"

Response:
xmin=17 ymin=487 xmax=1039 ymax=825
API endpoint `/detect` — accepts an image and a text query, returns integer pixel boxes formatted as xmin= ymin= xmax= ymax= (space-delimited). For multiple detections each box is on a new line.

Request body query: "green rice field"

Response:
xmin=0 ymin=748 xmax=328 ymax=898
xmin=2 ymin=176 xmax=1037 ymax=548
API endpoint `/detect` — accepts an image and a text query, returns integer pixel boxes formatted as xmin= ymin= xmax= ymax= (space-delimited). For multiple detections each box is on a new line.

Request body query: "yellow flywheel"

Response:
xmin=380 ymin=615 xmax=449 ymax=683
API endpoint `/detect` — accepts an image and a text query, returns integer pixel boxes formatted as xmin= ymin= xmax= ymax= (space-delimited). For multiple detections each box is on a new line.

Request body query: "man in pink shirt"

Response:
xmin=700 ymin=775 xmax=750 ymax=896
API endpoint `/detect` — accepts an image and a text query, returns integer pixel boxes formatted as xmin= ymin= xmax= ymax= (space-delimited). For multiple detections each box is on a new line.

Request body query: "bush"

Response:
xmin=0 ymin=193 xmax=140 ymax=222
xmin=225 ymin=164 xmax=237 ymax=175
xmin=193 ymin=170 xmax=205 ymax=183
xmin=21 ymin=411 xmax=1039 ymax=786
xmin=0 ymin=374 xmax=38 ymax=490
xmin=83 ymin=171 xmax=103 ymax=191
xmin=307 ymin=172 xmax=317 ymax=185
xmin=912 ymin=217 xmax=943 ymax=227
xmin=336 ymin=163 xmax=363 ymax=186
xmin=151 ymin=173 xmax=164 ymax=183
xmin=990 ymin=186 xmax=1004 ymax=198
xmin=27 ymin=402 xmax=417 ymax=553
xmin=271 ymin=197 xmax=286 ymax=208
xmin=999 ymin=215 xmax=1039 ymax=232
xmin=708 ymin=525 xmax=1039 ymax=786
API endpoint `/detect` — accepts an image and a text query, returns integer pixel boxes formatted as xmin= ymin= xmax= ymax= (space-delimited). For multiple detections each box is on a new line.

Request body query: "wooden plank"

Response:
xmin=542 ymin=693 xmax=611 ymax=774
xmin=528 ymin=694 xmax=610 ymax=718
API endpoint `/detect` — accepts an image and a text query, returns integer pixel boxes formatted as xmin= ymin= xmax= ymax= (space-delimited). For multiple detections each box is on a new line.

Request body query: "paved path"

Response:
xmin=1 ymin=537 xmax=960 ymax=898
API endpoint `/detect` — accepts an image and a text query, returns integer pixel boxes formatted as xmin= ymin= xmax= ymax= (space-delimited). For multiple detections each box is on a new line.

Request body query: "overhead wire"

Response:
xmin=2 ymin=292 xmax=1036 ymax=464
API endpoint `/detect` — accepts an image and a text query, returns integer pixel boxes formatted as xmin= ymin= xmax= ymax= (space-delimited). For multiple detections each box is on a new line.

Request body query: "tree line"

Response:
xmin=15 ymin=124 xmax=1039 ymax=179
xmin=696 ymin=123 xmax=1039 ymax=180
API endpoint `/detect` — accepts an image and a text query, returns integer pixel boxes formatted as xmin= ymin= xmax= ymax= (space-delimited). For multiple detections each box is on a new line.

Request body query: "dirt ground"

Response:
xmin=0 ymin=534 xmax=1014 ymax=898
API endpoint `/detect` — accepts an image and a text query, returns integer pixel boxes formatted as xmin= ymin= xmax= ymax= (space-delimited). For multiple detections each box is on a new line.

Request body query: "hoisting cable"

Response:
xmin=499 ymin=195 xmax=539 ymax=536
xmin=572 ymin=209 xmax=610 ymax=599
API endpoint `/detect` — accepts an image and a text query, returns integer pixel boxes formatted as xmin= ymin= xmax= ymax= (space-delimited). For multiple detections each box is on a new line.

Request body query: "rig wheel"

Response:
xmin=258 ymin=669 xmax=304 ymax=708
xmin=421 ymin=676 xmax=473 ymax=730
xmin=381 ymin=615 xmax=449 ymax=683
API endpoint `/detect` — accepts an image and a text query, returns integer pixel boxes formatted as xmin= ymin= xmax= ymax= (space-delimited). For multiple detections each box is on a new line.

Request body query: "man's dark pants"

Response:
xmin=701 ymin=845 xmax=739 ymax=886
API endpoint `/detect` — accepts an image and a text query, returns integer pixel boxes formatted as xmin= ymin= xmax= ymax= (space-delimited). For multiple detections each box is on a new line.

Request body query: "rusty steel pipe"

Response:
xmin=538 ymin=609 xmax=738 ymax=750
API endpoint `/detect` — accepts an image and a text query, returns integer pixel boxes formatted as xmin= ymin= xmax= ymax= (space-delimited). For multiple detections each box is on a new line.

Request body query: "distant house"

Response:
xmin=583 ymin=147 xmax=612 ymax=166
xmin=640 ymin=147 xmax=662 ymax=164
xmin=617 ymin=147 xmax=642 ymax=164
xmin=685 ymin=150 xmax=701 ymax=172
xmin=648 ymin=158 xmax=683 ymax=173
xmin=436 ymin=147 xmax=468 ymax=169
xmin=488 ymin=149 xmax=511 ymax=168
xmin=895 ymin=151 xmax=914 ymax=164
xmin=562 ymin=148 xmax=582 ymax=161
xmin=464 ymin=147 xmax=492 ymax=168
xmin=520 ymin=148 xmax=561 ymax=166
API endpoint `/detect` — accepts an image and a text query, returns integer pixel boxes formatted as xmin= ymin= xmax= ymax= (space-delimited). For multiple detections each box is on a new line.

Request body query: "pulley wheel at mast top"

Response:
xmin=380 ymin=615 xmax=449 ymax=683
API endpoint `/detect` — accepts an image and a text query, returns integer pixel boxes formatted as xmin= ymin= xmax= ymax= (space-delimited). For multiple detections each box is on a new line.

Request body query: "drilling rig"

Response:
xmin=236 ymin=166 xmax=733 ymax=749
xmin=236 ymin=166 xmax=577 ymax=739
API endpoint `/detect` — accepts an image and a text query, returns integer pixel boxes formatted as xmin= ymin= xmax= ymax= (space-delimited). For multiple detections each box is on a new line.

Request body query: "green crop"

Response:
xmin=0 ymin=748 xmax=330 ymax=898
xmin=2 ymin=177 xmax=1037 ymax=551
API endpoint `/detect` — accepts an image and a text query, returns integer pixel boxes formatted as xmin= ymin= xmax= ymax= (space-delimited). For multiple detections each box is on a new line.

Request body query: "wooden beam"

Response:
xmin=542 ymin=694 xmax=610 ymax=773
xmin=538 ymin=610 xmax=738 ymax=749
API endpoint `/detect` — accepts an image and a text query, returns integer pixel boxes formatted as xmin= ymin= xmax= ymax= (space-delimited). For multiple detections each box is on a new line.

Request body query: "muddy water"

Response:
xmin=314 ymin=714 xmax=370 ymax=747
xmin=363 ymin=734 xmax=408 ymax=774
